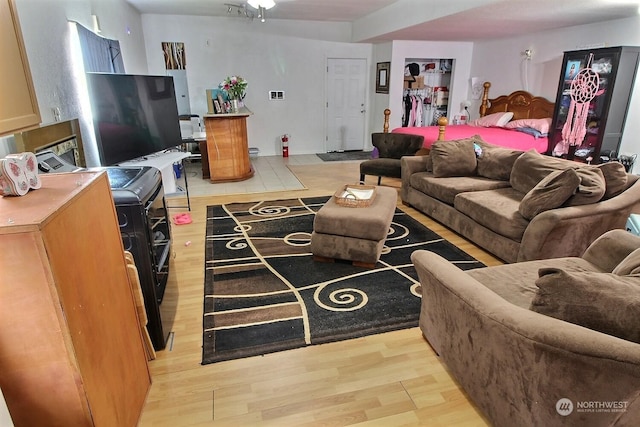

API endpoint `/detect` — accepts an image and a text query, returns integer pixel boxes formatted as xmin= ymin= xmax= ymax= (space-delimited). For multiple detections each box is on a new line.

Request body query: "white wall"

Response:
xmin=15 ymin=0 xmax=147 ymax=124
xmin=141 ymin=14 xmax=371 ymax=156
xmin=8 ymin=0 xmax=147 ymax=166
xmin=370 ymin=42 xmax=394 ymax=147
xmin=387 ymin=40 xmax=474 ymax=130
xmin=471 ymin=15 xmax=640 ymax=172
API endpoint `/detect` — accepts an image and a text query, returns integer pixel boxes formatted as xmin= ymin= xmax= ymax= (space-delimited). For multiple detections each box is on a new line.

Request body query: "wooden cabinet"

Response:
xmin=548 ymin=46 xmax=640 ymax=163
xmin=0 ymin=0 xmax=41 ymax=136
xmin=203 ymin=107 xmax=254 ymax=182
xmin=0 ymin=172 xmax=150 ymax=426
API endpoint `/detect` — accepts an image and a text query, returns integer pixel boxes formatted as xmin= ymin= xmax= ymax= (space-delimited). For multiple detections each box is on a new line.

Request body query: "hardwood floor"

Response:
xmin=139 ymin=161 xmax=500 ymax=426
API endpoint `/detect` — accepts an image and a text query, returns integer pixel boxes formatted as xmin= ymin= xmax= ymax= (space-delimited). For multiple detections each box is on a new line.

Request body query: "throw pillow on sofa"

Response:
xmin=564 ymin=167 xmax=606 ymax=206
xmin=476 ymin=140 xmax=523 ymax=181
xmin=430 ymin=138 xmax=478 ymax=177
xmin=510 ymin=149 xmax=573 ymax=194
xmin=530 ymin=268 xmax=640 ymax=344
xmin=519 ymin=169 xmax=580 ymax=220
xmin=597 ymin=162 xmax=628 ymax=199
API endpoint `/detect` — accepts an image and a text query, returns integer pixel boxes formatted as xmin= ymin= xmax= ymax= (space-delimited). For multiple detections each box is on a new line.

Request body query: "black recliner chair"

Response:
xmin=359 ymin=133 xmax=425 ymax=185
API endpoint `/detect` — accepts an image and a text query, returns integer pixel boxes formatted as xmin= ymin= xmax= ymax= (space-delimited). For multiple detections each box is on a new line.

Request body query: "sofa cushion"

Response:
xmin=454 ymin=187 xmax=529 ymax=241
xmin=613 ymin=248 xmax=640 ymax=276
xmin=468 ymin=257 xmax=602 ymax=309
xmin=597 ymin=162 xmax=628 ymax=199
xmin=510 ymin=150 xmax=574 ymax=194
xmin=530 ymin=268 xmax=640 ymax=344
xmin=475 ymin=140 xmax=523 ymax=181
xmin=430 ymin=138 xmax=477 ymax=177
xmin=518 ymin=169 xmax=580 ymax=219
xmin=562 ymin=167 xmax=606 ymax=206
xmin=410 ymin=172 xmax=510 ymax=205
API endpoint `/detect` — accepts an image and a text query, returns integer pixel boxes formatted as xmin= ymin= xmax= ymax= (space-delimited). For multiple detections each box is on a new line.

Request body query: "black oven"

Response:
xmin=107 ymin=166 xmax=175 ymax=351
xmin=36 ymin=151 xmax=176 ymax=351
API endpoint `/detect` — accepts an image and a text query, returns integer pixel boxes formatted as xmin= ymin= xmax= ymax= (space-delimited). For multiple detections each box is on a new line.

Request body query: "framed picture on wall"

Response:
xmin=376 ymin=62 xmax=390 ymax=94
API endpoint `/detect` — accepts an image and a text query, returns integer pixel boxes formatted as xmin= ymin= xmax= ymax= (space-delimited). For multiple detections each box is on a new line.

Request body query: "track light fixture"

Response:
xmin=224 ymin=3 xmax=255 ymax=20
xmin=225 ymin=1 xmax=274 ymax=22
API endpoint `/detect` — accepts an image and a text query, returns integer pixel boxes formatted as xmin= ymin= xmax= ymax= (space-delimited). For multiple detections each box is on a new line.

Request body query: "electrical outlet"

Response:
xmin=269 ymin=90 xmax=285 ymax=100
xmin=51 ymin=107 xmax=61 ymax=122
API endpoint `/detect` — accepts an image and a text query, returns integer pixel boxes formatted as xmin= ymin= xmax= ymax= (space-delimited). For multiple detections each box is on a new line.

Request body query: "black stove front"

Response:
xmin=105 ymin=166 xmax=175 ymax=351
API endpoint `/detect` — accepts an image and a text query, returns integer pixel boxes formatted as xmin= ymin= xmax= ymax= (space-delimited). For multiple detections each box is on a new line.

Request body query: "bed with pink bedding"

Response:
xmin=392 ymin=124 xmax=549 ymax=152
xmin=384 ymin=83 xmax=556 ymax=154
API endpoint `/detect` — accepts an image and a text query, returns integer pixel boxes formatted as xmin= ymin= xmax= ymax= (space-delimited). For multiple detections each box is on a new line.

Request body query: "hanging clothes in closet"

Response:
xmin=403 ymin=89 xmax=433 ymax=127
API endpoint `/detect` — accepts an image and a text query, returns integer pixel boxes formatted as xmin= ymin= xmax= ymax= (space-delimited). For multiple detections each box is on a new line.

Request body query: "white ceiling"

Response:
xmin=125 ymin=0 xmax=640 ymax=41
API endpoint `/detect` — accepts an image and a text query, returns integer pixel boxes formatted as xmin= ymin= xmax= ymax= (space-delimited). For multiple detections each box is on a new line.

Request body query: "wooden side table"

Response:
xmin=203 ymin=107 xmax=254 ymax=182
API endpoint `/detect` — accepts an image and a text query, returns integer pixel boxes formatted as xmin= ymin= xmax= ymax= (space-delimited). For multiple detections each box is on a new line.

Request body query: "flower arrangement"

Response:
xmin=219 ymin=76 xmax=248 ymax=100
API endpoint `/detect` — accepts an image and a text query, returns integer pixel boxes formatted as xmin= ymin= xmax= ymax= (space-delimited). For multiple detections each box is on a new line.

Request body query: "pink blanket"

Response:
xmin=392 ymin=125 xmax=548 ymax=153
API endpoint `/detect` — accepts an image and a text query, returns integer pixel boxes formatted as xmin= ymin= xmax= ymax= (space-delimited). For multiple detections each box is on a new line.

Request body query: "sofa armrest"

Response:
xmin=412 ymin=249 xmax=640 ymax=426
xmin=412 ymin=250 xmax=640 ymax=360
xmin=517 ymin=179 xmax=640 ymax=262
xmin=401 ymin=155 xmax=428 ymax=202
xmin=582 ymin=229 xmax=640 ymax=272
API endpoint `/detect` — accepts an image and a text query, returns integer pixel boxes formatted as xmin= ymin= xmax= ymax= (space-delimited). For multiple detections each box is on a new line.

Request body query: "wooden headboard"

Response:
xmin=382 ymin=81 xmax=555 ymax=133
xmin=480 ymin=82 xmax=555 ymax=120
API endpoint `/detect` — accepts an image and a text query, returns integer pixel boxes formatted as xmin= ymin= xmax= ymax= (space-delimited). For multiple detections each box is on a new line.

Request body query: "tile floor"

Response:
xmin=171 ymin=154 xmax=325 ymax=198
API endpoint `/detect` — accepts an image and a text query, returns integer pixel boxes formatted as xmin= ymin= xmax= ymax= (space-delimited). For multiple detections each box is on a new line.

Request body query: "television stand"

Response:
xmin=120 ymin=150 xmax=192 ymax=210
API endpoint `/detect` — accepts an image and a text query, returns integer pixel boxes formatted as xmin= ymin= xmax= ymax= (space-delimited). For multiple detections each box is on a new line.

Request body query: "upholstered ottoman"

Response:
xmin=311 ymin=186 xmax=397 ymax=268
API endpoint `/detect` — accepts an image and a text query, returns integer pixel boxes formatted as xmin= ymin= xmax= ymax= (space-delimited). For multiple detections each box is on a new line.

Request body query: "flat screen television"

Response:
xmin=86 ymin=73 xmax=182 ymax=166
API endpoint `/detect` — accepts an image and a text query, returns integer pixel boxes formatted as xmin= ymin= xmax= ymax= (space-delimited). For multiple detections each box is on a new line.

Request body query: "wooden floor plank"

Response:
xmin=138 ymin=161 xmax=494 ymax=426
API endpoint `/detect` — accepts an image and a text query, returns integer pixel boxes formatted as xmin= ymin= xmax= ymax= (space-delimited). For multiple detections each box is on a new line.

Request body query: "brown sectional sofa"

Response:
xmin=412 ymin=229 xmax=640 ymax=426
xmin=401 ymin=137 xmax=640 ymax=263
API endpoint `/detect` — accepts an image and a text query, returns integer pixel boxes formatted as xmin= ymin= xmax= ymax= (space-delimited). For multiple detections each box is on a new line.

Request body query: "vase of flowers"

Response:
xmin=220 ymin=76 xmax=247 ymax=111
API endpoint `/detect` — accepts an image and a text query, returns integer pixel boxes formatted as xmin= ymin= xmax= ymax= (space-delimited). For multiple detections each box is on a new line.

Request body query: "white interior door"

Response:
xmin=326 ymin=58 xmax=367 ymax=152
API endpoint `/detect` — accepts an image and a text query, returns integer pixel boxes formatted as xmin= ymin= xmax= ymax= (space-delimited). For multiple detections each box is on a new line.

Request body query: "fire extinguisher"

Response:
xmin=281 ymin=134 xmax=290 ymax=157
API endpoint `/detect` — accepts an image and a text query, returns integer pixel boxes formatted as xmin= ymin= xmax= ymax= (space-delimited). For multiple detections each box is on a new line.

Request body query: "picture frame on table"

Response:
xmin=376 ymin=62 xmax=390 ymax=94
xmin=213 ymin=99 xmax=222 ymax=114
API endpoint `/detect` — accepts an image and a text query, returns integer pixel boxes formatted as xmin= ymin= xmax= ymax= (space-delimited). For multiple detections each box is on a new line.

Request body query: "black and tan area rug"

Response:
xmin=202 ymin=196 xmax=484 ymax=364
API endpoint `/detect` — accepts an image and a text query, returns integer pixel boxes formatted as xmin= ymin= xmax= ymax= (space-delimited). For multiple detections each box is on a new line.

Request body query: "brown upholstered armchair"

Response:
xmin=360 ymin=133 xmax=424 ymax=185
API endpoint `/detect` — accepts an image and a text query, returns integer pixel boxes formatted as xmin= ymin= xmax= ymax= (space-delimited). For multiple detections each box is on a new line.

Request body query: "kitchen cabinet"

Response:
xmin=0 ymin=172 xmax=150 ymax=426
xmin=548 ymin=46 xmax=640 ymax=163
xmin=0 ymin=0 xmax=41 ymax=136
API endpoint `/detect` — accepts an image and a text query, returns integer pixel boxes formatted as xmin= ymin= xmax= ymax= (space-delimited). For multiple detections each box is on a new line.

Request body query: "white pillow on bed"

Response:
xmin=504 ymin=118 xmax=552 ymax=134
xmin=468 ymin=112 xmax=514 ymax=127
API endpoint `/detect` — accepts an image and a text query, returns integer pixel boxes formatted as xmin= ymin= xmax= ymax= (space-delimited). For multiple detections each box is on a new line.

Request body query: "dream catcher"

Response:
xmin=555 ymin=54 xmax=600 ymax=157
